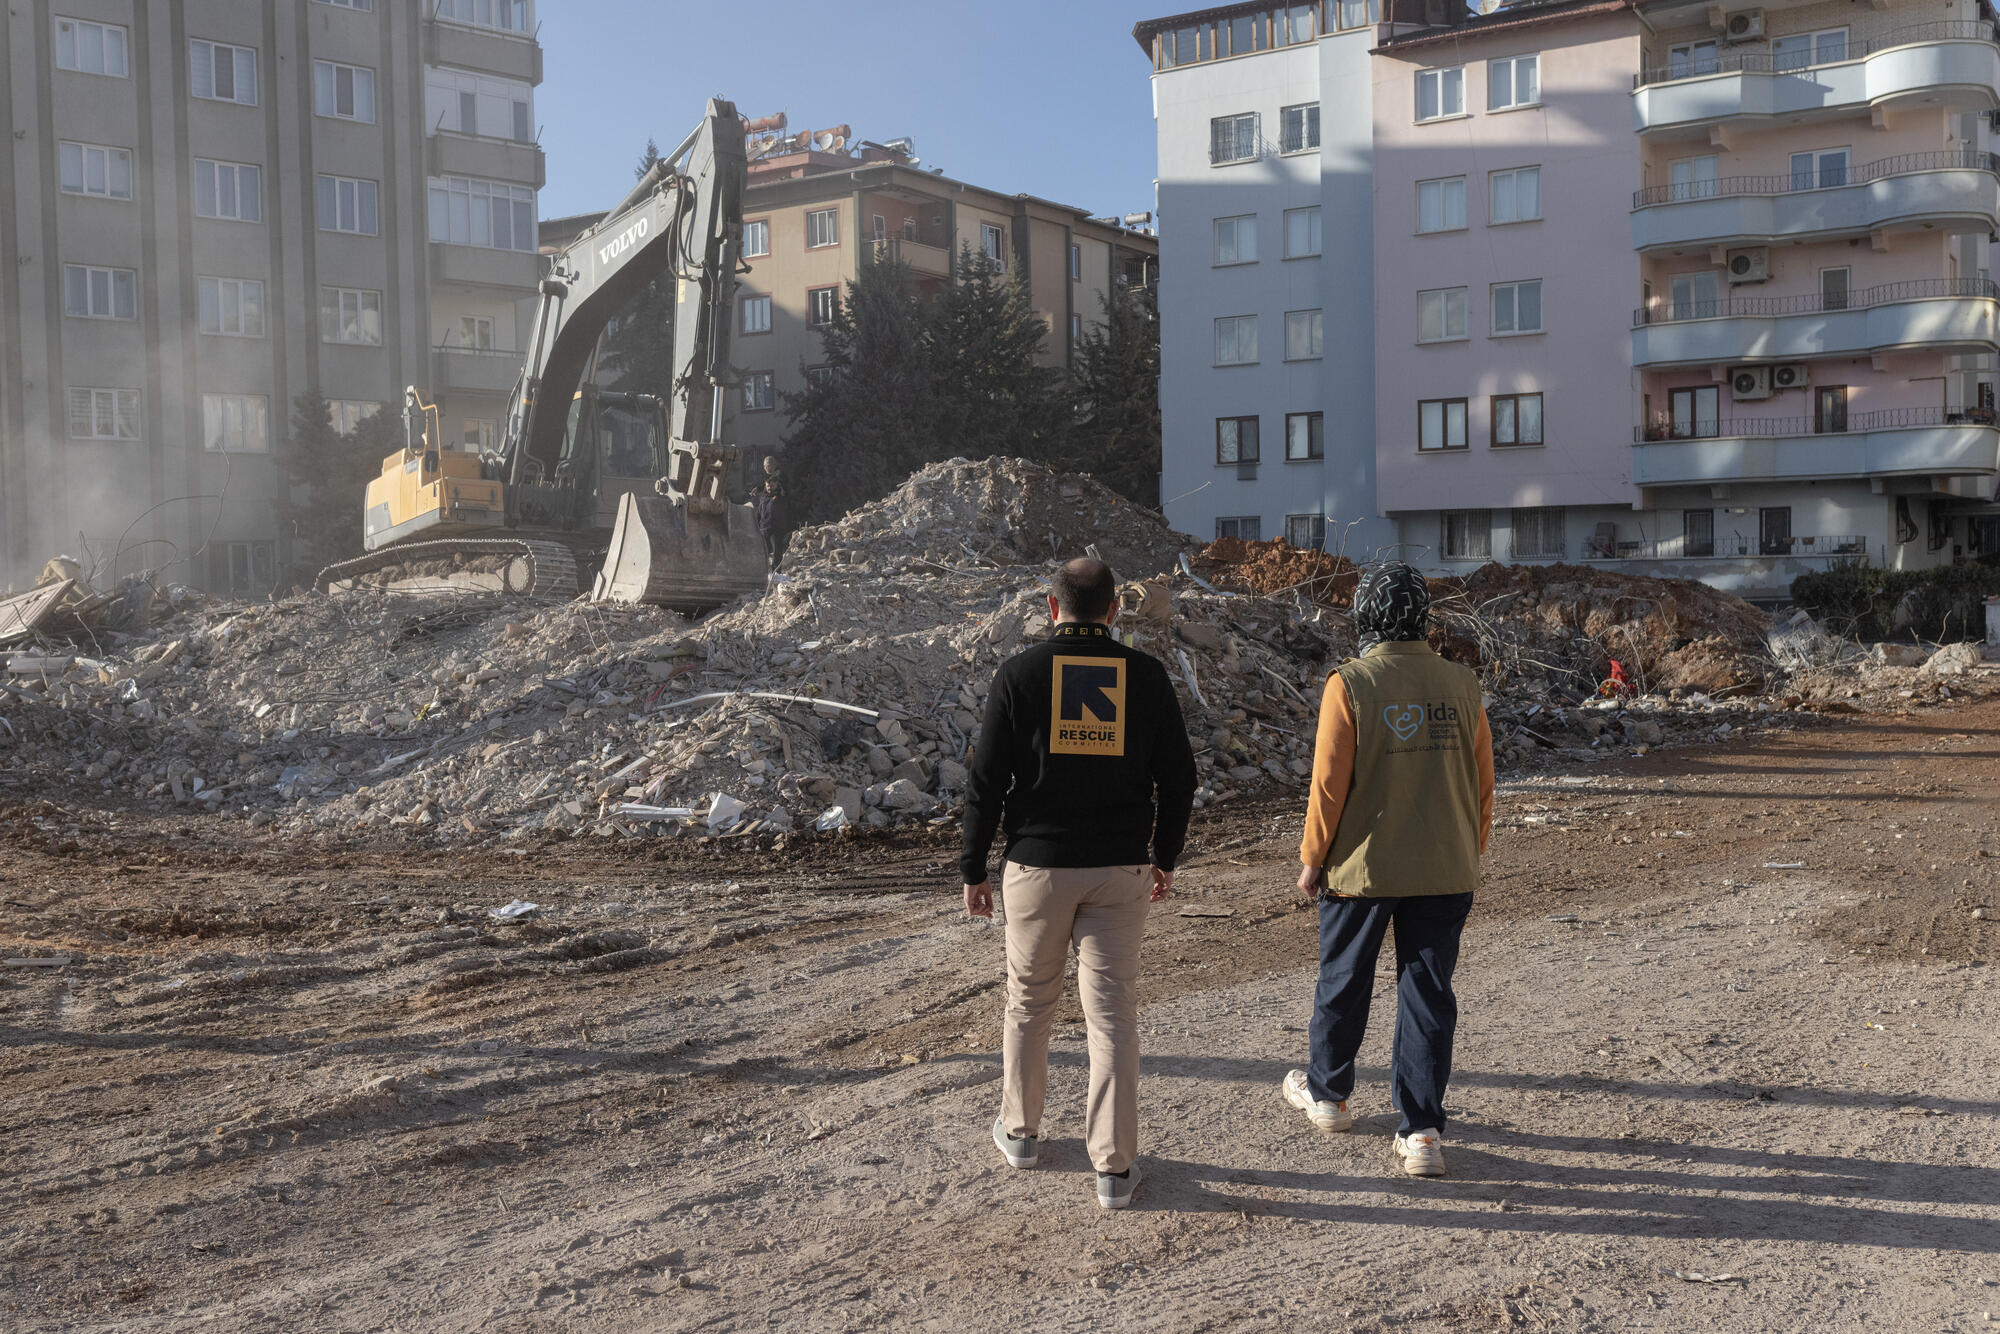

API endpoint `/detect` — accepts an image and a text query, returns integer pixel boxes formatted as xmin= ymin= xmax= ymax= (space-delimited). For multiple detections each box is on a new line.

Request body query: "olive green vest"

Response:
xmin=1320 ymin=642 xmax=1486 ymax=898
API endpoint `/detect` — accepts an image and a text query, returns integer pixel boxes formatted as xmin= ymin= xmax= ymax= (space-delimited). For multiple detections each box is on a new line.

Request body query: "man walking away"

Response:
xmin=1281 ymin=563 xmax=1493 ymax=1177
xmin=962 ymin=557 xmax=1197 ymax=1210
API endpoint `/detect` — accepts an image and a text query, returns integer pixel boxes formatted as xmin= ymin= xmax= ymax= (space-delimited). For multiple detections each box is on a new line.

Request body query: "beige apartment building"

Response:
xmin=543 ymin=138 xmax=1159 ymax=468
xmin=0 ymin=0 xmax=544 ymax=597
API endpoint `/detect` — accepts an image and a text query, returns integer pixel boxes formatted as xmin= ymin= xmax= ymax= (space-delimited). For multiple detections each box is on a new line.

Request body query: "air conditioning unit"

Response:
xmin=1727 ymin=246 xmax=1770 ymax=284
xmin=1732 ymin=366 xmax=1772 ymax=400
xmin=1722 ymin=9 xmax=1764 ymax=42
xmin=1771 ymin=362 xmax=1811 ymax=390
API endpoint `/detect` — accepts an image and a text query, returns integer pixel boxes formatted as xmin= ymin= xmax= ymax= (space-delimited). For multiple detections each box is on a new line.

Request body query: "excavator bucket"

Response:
xmin=592 ymin=491 xmax=768 ymax=612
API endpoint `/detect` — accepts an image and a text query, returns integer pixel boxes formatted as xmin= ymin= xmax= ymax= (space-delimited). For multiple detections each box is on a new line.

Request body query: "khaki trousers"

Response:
xmin=998 ymin=861 xmax=1151 ymax=1175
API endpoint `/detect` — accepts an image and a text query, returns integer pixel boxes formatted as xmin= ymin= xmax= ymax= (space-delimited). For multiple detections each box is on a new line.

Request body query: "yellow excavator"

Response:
xmin=315 ymin=98 xmax=767 ymax=612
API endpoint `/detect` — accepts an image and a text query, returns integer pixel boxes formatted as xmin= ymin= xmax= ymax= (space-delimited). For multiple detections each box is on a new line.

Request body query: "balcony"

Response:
xmin=872 ymin=236 xmax=951 ymax=279
xmin=1631 ymin=278 xmax=2000 ymax=367
xmin=1632 ymin=151 xmax=2000 ymax=251
xmin=430 ymin=244 xmax=539 ymax=292
xmin=426 ymin=18 xmax=542 ymax=85
xmin=1631 ymin=22 xmax=2000 ymax=133
xmin=433 ymin=344 xmax=523 ymax=396
xmin=1581 ymin=534 xmax=1868 ymax=561
xmin=429 ymin=131 xmax=546 ymax=190
xmin=1631 ymin=406 xmax=2000 ymax=486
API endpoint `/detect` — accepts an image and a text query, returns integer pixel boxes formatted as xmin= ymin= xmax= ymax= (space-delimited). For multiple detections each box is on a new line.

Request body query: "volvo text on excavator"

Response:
xmin=314 ymin=98 xmax=767 ymax=613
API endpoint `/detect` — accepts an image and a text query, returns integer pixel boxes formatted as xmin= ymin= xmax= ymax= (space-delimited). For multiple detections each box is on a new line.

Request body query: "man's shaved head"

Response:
xmin=1052 ymin=557 xmax=1117 ymax=622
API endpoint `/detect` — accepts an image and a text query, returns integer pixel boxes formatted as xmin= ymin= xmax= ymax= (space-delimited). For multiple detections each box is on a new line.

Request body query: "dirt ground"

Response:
xmin=3 ymin=699 xmax=1997 ymax=1332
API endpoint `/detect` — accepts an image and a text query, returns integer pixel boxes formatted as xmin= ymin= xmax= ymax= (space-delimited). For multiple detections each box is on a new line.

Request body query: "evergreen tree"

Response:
xmin=602 ymin=139 xmax=677 ymax=394
xmin=277 ymin=391 xmax=402 ymax=575
xmin=924 ymin=246 xmax=1070 ymax=465
xmin=1070 ymin=282 xmax=1162 ymax=508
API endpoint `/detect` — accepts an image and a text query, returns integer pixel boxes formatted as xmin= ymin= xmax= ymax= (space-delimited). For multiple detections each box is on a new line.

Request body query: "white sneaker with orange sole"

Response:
xmin=1281 ymin=1069 xmax=1354 ymax=1132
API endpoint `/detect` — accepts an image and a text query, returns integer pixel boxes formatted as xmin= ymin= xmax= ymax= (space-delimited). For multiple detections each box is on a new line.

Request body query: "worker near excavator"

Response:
xmin=1280 ymin=562 xmax=1494 ymax=1178
xmin=754 ymin=474 xmax=788 ymax=572
xmin=961 ymin=556 xmax=1197 ymax=1211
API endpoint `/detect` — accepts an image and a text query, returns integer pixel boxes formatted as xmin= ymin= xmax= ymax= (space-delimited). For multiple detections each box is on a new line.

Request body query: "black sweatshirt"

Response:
xmin=959 ymin=622 xmax=1198 ymax=884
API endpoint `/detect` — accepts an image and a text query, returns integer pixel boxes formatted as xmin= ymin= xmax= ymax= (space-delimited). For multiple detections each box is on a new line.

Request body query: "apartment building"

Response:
xmin=0 ymin=1 xmax=544 ymax=597
xmin=1136 ymin=2 xmax=1403 ymax=556
xmin=543 ymin=139 xmax=1158 ymax=470
xmin=1140 ymin=0 xmax=2000 ymax=594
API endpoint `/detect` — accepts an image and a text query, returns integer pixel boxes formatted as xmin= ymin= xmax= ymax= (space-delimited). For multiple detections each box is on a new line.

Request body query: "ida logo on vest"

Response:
xmin=1382 ymin=701 xmax=1460 ymax=745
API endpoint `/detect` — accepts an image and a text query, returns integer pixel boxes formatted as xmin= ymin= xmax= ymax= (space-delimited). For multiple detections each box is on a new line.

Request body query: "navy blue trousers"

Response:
xmin=1306 ymin=891 xmax=1474 ymax=1135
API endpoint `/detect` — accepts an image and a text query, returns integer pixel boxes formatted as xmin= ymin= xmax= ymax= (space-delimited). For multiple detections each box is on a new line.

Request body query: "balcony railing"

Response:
xmin=1634 ymin=277 xmax=1998 ymax=326
xmin=1633 ymin=150 xmax=2000 ymax=208
xmin=1634 ymin=404 xmax=1996 ymax=442
xmin=1633 ymin=20 xmax=1997 ymax=88
xmin=1582 ymin=535 xmax=1868 ymax=559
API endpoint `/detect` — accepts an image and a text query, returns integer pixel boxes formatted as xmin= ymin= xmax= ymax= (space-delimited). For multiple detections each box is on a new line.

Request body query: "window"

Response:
xmin=1668 ymin=39 xmax=1718 ymax=78
xmin=1759 ymin=506 xmax=1792 ymax=556
xmin=1821 ymin=266 xmax=1850 ymax=312
xmin=1441 ymin=510 xmax=1492 ymax=561
xmin=1491 ymin=392 xmax=1544 ymax=446
xmin=423 ymin=66 xmax=531 ymax=141
xmin=1772 ymin=27 xmax=1848 ymax=73
xmin=870 ymin=214 xmax=886 ymax=241
xmin=317 ymin=175 xmax=379 ymax=235
xmin=56 ymin=17 xmax=128 ymax=77
xmin=202 ymin=393 xmax=270 ymax=453
xmin=901 ymin=217 xmax=918 ymax=241
xmin=327 ymin=399 xmax=379 ymax=434
xmin=806 ymin=286 xmax=838 ymax=328
xmin=1070 ymin=243 xmax=1081 ymax=281
xmin=200 ymin=277 xmax=266 ymax=338
xmin=1669 ymin=271 xmax=1717 ymax=320
xmin=1682 ymin=509 xmax=1715 ymax=558
xmin=1669 ymin=385 xmax=1719 ymax=438
xmin=1337 ymin=0 xmax=1380 ymax=29
xmin=191 ymin=39 xmax=257 ymax=106
xmin=1280 ymin=103 xmax=1320 ymax=153
xmin=1815 ymin=385 xmax=1848 ymax=433
xmin=806 ymin=208 xmax=839 ymax=249
xmin=1488 ymin=54 xmax=1539 ymax=110
xmin=1284 ymin=309 xmax=1323 ymax=361
xmin=463 ymin=419 xmax=497 ymax=451
xmin=1283 ymin=207 xmax=1322 ymax=258
xmin=1492 ymin=280 xmax=1542 ymax=335
xmin=741 ymin=294 xmax=772 ymax=335
xmin=1286 ymin=412 xmax=1324 ymax=461
xmin=427 ymin=175 xmax=536 ymax=251
xmin=315 ymin=0 xmax=374 ymax=9
xmin=314 ymin=60 xmax=377 ymax=122
xmin=194 ymin=160 xmax=261 ymax=222
xmin=1489 ymin=167 xmax=1540 ymax=224
xmin=1419 ymin=398 xmax=1469 ymax=451
xmin=1417 ymin=288 xmax=1467 ymax=343
xmin=1285 ymin=514 xmax=1328 ymax=549
xmin=1790 ymin=148 xmax=1849 ymax=192
xmin=318 ymin=287 xmax=382 ymax=345
xmin=1216 ymin=416 xmax=1260 ymax=464
xmin=980 ymin=223 xmax=1007 ymax=263
xmin=433 ymin=0 xmax=530 ymax=33
xmin=1416 ymin=67 xmax=1464 ymax=122
xmin=459 ymin=315 xmax=495 ymax=349
xmin=1225 ymin=11 xmax=1267 ymax=55
xmin=1216 ymin=516 xmax=1262 ymax=541
xmin=806 ymin=365 xmax=839 ymax=391
xmin=1668 ymin=155 xmax=1717 ymax=202
xmin=1214 ymin=315 xmax=1258 ymax=365
xmin=1510 ymin=507 xmax=1565 ymax=559
xmin=210 ymin=541 xmax=275 ymax=598
xmin=1070 ymin=313 xmax=1083 ymax=348
xmin=1417 ymin=177 xmax=1465 ymax=233
xmin=67 ymin=387 xmax=140 ymax=441
xmin=1279 ymin=2 xmax=1317 ymax=43
xmin=64 ymin=264 xmax=136 ymax=320
xmin=59 ymin=142 xmax=134 ymax=201
xmin=742 ymin=219 xmax=770 ymax=257
xmin=1210 ymin=112 xmax=1258 ymax=165
xmin=742 ymin=371 xmax=775 ymax=412
xmin=1214 ymin=214 xmax=1257 ymax=265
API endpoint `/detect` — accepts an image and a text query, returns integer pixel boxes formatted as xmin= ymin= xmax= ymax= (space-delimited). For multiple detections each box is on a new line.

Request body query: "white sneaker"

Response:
xmin=1281 ymin=1069 xmax=1354 ymax=1132
xmin=1393 ymin=1128 xmax=1445 ymax=1177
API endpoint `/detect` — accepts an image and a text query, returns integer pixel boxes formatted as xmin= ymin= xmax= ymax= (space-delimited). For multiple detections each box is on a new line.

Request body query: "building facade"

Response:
xmin=0 ymin=0 xmax=543 ymax=596
xmin=1139 ymin=0 xmax=2000 ymax=594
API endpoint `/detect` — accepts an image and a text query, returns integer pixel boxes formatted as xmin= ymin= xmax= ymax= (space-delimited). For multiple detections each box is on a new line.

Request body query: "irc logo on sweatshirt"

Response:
xmin=1050 ymin=656 xmax=1125 ymax=756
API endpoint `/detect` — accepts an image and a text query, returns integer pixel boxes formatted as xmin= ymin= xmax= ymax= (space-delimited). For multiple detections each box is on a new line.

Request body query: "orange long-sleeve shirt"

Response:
xmin=1298 ymin=674 xmax=1495 ymax=872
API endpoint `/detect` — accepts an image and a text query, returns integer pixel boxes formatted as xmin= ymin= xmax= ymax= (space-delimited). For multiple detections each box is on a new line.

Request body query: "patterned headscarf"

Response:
xmin=1353 ymin=562 xmax=1431 ymax=653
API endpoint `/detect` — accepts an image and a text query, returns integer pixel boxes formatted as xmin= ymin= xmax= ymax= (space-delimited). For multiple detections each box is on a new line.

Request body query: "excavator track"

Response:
xmin=314 ymin=537 xmax=597 ymax=599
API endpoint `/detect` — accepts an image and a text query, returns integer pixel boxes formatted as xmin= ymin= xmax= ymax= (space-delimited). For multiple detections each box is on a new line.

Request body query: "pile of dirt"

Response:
xmin=1195 ymin=538 xmax=1357 ymax=603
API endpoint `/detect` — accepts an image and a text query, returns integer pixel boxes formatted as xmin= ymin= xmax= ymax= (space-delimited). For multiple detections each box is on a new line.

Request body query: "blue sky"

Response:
xmin=538 ymin=0 xmax=1167 ymax=224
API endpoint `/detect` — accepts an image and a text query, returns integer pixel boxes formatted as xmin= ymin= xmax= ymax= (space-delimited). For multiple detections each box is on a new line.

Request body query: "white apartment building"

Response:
xmin=1138 ymin=2 xmax=1401 ymax=559
xmin=0 ymin=1 xmax=544 ymax=597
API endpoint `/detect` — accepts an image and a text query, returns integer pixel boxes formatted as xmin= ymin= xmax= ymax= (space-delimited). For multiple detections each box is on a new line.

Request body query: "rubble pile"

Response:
xmin=0 ymin=457 xmax=1941 ymax=846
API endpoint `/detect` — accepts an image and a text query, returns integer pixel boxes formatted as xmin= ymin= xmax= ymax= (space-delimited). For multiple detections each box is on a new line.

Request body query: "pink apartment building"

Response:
xmin=1371 ymin=0 xmax=2000 ymax=592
